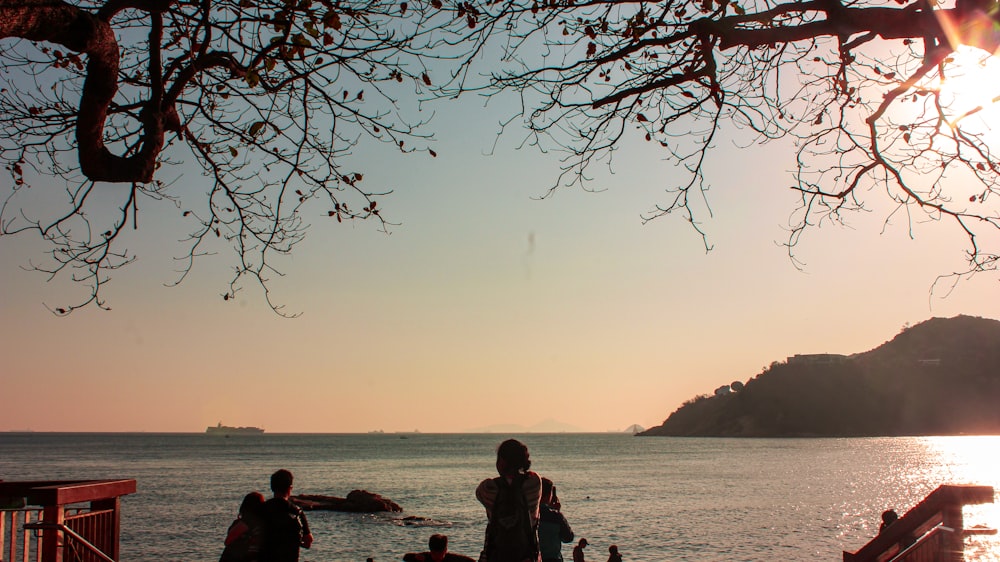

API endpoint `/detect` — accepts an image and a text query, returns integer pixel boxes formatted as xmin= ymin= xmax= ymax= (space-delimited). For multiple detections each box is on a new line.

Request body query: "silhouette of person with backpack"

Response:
xmin=476 ymin=439 xmax=543 ymax=562
xmin=259 ymin=469 xmax=313 ymax=562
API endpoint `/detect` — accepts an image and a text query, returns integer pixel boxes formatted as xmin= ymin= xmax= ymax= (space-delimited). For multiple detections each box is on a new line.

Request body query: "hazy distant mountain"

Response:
xmin=640 ymin=315 xmax=1000 ymax=437
xmin=465 ymin=418 xmax=586 ymax=433
xmin=623 ymin=424 xmax=645 ymax=434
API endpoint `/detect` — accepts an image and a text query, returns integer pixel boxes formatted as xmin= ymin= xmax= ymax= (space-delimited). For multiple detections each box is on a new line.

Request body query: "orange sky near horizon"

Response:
xmin=4 ymin=83 xmax=1000 ymax=434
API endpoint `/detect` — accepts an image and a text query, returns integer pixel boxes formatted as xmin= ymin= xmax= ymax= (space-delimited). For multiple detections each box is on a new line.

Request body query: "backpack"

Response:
xmin=483 ymin=475 xmax=538 ymax=562
xmin=260 ymin=499 xmax=306 ymax=560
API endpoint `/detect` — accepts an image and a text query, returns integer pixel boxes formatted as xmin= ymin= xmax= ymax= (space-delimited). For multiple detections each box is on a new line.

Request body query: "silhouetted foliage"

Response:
xmin=443 ymin=0 xmax=1000 ymax=281
xmin=0 ymin=0 xmax=444 ymax=314
xmin=9 ymin=0 xmax=1000 ymax=313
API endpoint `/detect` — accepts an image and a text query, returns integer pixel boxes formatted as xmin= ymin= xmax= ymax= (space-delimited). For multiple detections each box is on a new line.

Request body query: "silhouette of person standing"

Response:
xmin=538 ymin=478 xmax=573 ymax=562
xmin=259 ymin=469 xmax=313 ymax=562
xmin=220 ymin=491 xmax=265 ymax=562
xmin=476 ymin=439 xmax=542 ymax=562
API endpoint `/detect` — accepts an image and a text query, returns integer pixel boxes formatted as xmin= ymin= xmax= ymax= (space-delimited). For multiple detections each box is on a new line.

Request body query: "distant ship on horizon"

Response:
xmin=206 ymin=422 xmax=264 ymax=435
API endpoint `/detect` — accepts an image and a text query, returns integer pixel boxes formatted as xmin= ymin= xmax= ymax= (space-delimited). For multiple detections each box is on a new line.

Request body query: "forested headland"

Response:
xmin=640 ymin=315 xmax=1000 ymax=437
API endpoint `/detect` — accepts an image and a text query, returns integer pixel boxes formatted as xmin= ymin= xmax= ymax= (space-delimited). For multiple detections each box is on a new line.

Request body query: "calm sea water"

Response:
xmin=1 ymin=433 xmax=999 ymax=561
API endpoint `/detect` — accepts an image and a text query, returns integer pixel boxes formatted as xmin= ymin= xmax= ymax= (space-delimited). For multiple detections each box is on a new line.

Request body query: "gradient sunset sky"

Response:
xmin=3 ymin=83 xmax=1000 ymax=434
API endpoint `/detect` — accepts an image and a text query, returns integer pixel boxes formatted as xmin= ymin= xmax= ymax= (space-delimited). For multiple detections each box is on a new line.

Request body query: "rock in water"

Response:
xmin=292 ymin=490 xmax=403 ymax=512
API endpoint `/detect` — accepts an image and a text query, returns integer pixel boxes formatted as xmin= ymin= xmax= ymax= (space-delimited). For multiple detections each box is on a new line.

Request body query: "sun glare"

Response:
xmin=923 ymin=435 xmax=1000 ymax=482
xmin=938 ymin=45 xmax=1000 ymax=122
xmin=921 ymin=436 xmax=1000 ymax=534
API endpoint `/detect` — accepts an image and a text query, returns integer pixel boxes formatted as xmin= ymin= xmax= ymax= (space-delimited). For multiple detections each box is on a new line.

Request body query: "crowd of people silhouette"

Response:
xmin=220 ymin=440 xmax=623 ymax=562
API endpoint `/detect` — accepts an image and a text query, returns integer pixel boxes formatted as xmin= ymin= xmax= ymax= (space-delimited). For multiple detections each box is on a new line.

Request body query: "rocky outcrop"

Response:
xmin=292 ymin=490 xmax=402 ymax=512
xmin=640 ymin=315 xmax=1000 ymax=437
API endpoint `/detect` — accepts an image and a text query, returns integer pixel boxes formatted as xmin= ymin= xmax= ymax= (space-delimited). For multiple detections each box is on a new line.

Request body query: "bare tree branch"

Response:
xmin=429 ymin=0 xmax=1000 ymax=284
xmin=0 ymin=0 xmax=447 ymax=313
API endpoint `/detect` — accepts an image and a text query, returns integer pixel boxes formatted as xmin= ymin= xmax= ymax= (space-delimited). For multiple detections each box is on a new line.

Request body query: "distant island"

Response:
xmin=623 ymin=424 xmax=645 ymax=434
xmin=639 ymin=315 xmax=1000 ymax=437
xmin=206 ymin=422 xmax=264 ymax=435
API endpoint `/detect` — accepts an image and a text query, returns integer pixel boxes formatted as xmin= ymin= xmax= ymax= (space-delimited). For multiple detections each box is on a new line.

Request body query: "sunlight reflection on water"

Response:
xmin=921 ymin=435 xmax=1000 ymax=559
xmin=1 ymin=433 xmax=998 ymax=561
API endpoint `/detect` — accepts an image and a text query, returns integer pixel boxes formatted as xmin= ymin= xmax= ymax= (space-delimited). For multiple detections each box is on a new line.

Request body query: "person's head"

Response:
xmin=270 ymin=469 xmax=294 ymax=497
xmin=541 ymin=477 xmax=554 ymax=504
xmin=428 ymin=534 xmax=448 ymax=561
xmin=609 ymin=545 xmax=619 ymax=554
xmin=881 ymin=509 xmax=898 ymax=525
xmin=495 ymin=439 xmax=531 ymax=476
xmin=239 ymin=491 xmax=265 ymax=520
xmin=578 ymin=538 xmax=588 ymax=548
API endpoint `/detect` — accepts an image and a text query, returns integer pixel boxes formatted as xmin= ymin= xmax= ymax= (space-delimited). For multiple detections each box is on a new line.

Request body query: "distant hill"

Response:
xmin=639 ymin=315 xmax=1000 ymax=437
xmin=623 ymin=424 xmax=645 ymax=434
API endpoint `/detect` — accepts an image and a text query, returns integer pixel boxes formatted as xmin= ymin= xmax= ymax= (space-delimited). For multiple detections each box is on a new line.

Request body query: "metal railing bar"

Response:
xmin=889 ymin=524 xmax=954 ymax=561
xmin=63 ymin=510 xmax=112 ymax=523
xmin=22 ymin=523 xmax=115 ymax=562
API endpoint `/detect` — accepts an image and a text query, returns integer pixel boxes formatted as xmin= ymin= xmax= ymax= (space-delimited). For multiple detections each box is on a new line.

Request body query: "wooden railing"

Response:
xmin=843 ymin=484 xmax=995 ymax=562
xmin=0 ymin=480 xmax=136 ymax=562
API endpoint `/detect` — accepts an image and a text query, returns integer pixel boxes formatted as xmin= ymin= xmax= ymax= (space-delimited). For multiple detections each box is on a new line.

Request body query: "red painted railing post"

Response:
xmin=40 ymin=504 xmax=64 ymax=562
